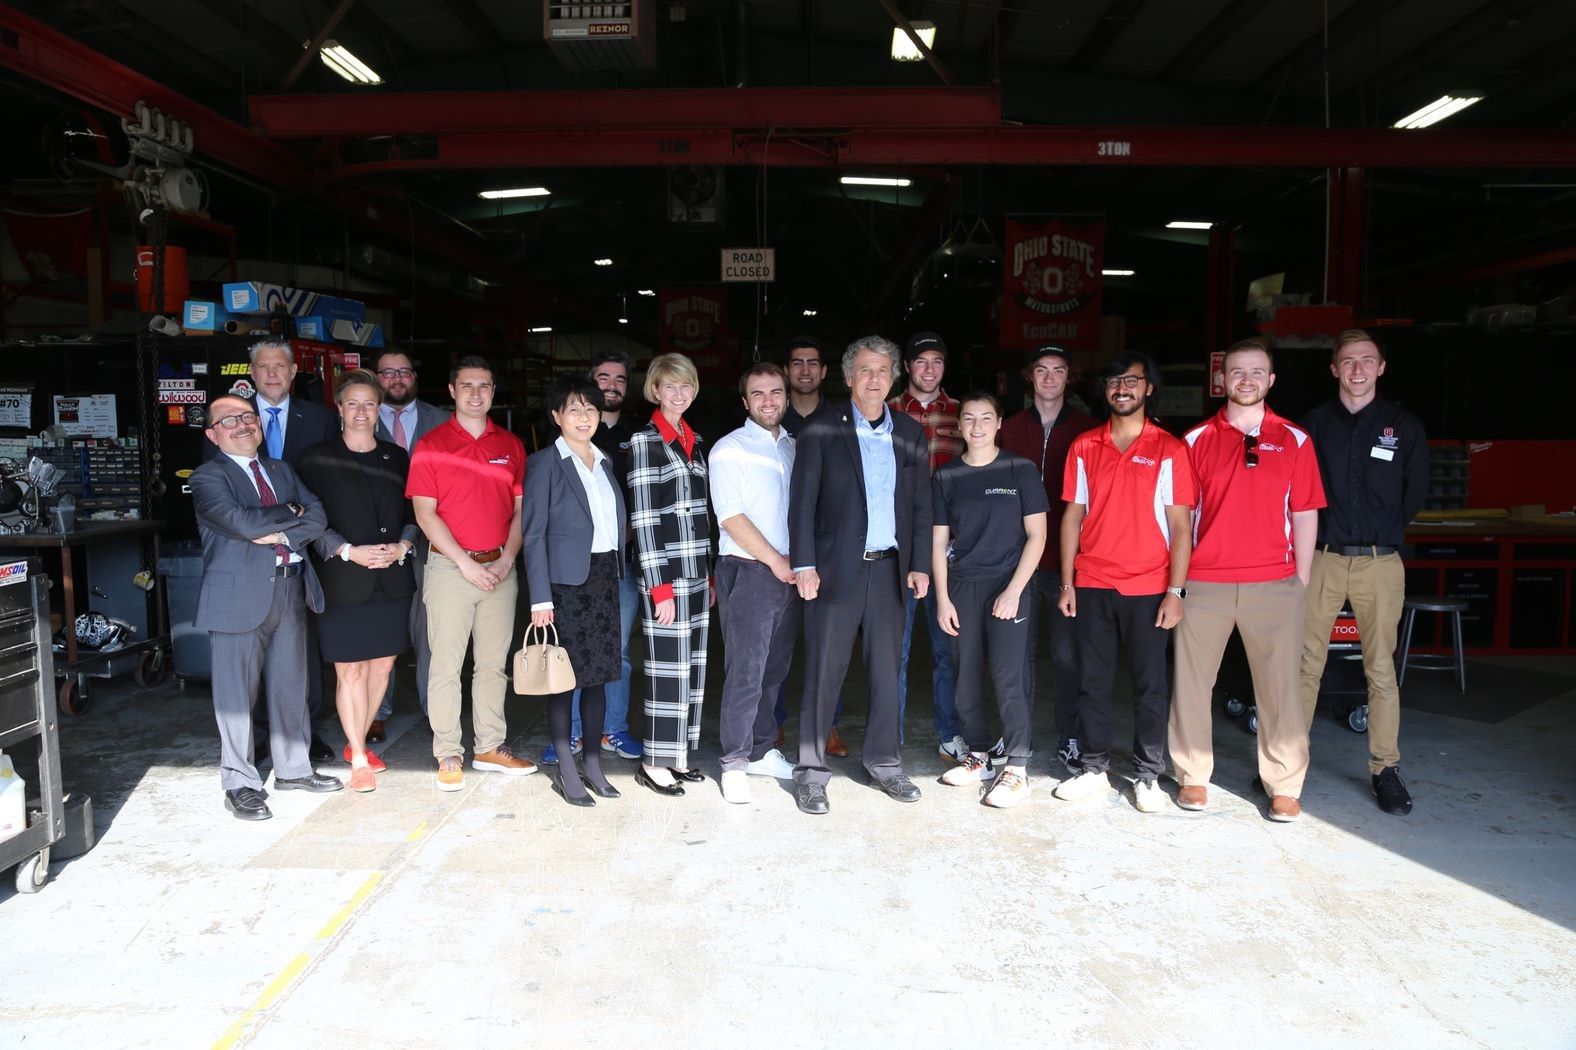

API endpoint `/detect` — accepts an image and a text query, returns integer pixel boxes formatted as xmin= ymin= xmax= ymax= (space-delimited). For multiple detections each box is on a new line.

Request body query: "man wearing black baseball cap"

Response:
xmin=998 ymin=345 xmax=1098 ymax=771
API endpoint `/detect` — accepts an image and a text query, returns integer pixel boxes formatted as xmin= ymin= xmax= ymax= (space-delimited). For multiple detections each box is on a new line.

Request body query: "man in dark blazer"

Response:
xmin=370 ymin=348 xmax=452 ymax=736
xmin=789 ymin=335 xmax=933 ymax=815
xmin=191 ymin=395 xmax=343 ymax=821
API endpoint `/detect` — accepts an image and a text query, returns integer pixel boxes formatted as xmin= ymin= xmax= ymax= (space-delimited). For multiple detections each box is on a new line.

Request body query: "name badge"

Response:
xmin=1370 ymin=446 xmax=1394 ymax=461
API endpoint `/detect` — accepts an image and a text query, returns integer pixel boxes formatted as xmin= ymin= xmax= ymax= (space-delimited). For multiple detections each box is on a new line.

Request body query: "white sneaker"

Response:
xmin=744 ymin=748 xmax=796 ymax=781
xmin=938 ymin=735 xmax=969 ymax=764
xmin=1133 ymin=778 xmax=1167 ymax=813
xmin=940 ymin=751 xmax=992 ymax=786
xmin=1053 ymin=768 xmax=1110 ymax=801
xmin=982 ymin=767 xmax=1030 ymax=809
xmin=720 ymin=769 xmax=752 ymax=804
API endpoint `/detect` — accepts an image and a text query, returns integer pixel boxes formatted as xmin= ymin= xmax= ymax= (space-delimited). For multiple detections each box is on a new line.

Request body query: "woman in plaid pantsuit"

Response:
xmin=627 ymin=353 xmax=713 ymax=796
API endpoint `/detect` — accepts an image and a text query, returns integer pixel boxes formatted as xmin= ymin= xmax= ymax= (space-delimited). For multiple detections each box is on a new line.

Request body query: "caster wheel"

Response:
xmin=1347 ymin=707 xmax=1369 ymax=733
xmin=15 ymin=847 xmax=49 ymax=894
xmin=134 ymin=649 xmax=169 ymax=688
xmin=1247 ymin=710 xmax=1259 ymax=735
xmin=58 ymin=677 xmax=88 ymax=716
xmin=1223 ymin=696 xmax=1246 ymax=718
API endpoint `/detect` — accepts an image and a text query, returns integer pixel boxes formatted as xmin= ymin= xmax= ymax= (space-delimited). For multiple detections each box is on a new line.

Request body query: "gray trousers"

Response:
xmin=211 ymin=575 xmax=314 ymax=791
xmin=378 ymin=556 xmax=431 ymax=720
xmin=795 ymin=558 xmax=905 ymax=787
xmin=716 ymin=556 xmax=797 ymax=772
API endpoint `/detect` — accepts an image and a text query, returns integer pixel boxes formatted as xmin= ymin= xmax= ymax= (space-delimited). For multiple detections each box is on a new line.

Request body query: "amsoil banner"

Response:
xmin=658 ymin=287 xmax=731 ymax=375
xmin=1001 ymin=218 xmax=1105 ymax=350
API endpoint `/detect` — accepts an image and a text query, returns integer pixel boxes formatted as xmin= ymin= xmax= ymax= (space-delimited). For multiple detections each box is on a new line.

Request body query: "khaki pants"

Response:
xmin=1170 ymin=577 xmax=1310 ymax=798
xmin=1300 ymin=550 xmax=1405 ymax=774
xmin=424 ymin=552 xmax=518 ymax=760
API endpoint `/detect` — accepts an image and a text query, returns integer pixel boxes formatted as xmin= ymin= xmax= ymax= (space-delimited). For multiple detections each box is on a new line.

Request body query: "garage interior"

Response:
xmin=1 ymin=1 xmax=1574 ymax=1045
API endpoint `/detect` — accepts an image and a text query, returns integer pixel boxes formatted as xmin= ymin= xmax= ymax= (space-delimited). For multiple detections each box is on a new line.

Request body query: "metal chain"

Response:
xmin=136 ymin=206 xmax=169 ymax=504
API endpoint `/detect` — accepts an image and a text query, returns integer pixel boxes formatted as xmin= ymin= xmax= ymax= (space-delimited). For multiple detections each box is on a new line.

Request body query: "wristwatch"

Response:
xmin=1167 ymin=586 xmax=1188 ymax=600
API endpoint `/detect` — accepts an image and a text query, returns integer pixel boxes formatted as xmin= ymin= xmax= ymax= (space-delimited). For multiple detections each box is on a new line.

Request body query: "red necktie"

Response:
xmin=248 ymin=460 xmax=291 ymax=564
xmin=391 ymin=409 xmax=409 ymax=451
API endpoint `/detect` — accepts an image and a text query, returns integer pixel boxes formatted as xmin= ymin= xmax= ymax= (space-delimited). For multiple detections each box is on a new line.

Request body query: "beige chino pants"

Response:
xmin=1170 ymin=577 xmax=1311 ymax=798
xmin=423 ymin=551 xmax=517 ymax=760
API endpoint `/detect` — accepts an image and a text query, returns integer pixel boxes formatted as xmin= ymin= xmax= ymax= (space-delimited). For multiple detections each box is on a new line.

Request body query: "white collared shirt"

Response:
xmin=379 ymin=400 xmax=419 ymax=449
xmin=708 ymin=418 xmax=795 ymax=560
xmin=531 ymin=437 xmax=619 ymax=612
xmin=222 ymin=451 xmax=301 ymax=564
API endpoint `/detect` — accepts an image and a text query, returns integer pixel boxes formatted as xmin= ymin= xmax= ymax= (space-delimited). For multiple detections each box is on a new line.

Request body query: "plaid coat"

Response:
xmin=627 ymin=424 xmax=713 ymax=591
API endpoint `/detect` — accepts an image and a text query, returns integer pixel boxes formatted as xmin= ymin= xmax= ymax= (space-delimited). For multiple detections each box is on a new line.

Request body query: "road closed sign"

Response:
xmin=721 ymin=247 xmax=775 ymax=282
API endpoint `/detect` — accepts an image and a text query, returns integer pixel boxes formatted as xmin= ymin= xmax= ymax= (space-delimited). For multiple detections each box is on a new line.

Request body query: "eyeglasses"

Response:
xmin=1104 ymin=374 xmax=1147 ymax=390
xmin=375 ymin=368 xmax=415 ymax=379
xmin=1244 ymin=433 xmax=1259 ymax=469
xmin=212 ymin=411 xmax=259 ymax=430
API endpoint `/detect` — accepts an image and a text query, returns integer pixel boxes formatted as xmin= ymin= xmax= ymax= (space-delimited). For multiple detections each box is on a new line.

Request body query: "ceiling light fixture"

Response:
xmin=890 ymin=21 xmax=936 ymax=62
xmin=478 ymin=187 xmax=551 ymax=200
xmin=1392 ymin=94 xmax=1484 ymax=130
xmin=1102 ymin=269 xmax=1135 ymax=277
xmin=840 ymin=176 xmax=912 ymax=188
xmin=803 ymin=309 xmax=818 ymax=317
xmin=529 ymin=326 xmax=553 ymax=333
xmin=594 ymin=258 xmax=614 ymax=267
xmin=637 ymin=289 xmax=656 ymax=296
xmin=319 ymin=41 xmax=383 ymax=86
xmin=1166 ymin=221 xmax=1213 ymax=230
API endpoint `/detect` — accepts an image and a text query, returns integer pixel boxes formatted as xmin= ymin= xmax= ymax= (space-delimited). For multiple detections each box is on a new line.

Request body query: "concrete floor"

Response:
xmin=2 ymin=650 xmax=1575 ymax=1049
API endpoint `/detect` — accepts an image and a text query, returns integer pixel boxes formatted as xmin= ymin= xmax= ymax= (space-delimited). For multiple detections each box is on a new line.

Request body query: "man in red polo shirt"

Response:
xmin=1053 ymin=352 xmax=1195 ymax=814
xmin=1172 ymin=338 xmax=1325 ymax=821
xmin=407 ymin=355 xmax=535 ymax=790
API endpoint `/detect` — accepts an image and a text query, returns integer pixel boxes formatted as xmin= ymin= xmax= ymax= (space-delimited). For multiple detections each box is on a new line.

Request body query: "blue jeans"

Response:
xmin=900 ymin=588 xmax=958 ymax=743
xmin=572 ymin=570 xmax=640 ymax=740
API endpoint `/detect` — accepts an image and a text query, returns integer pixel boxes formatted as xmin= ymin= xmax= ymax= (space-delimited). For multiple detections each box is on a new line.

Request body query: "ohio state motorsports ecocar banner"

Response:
xmin=1001 ymin=218 xmax=1105 ymax=350
xmin=658 ymin=287 xmax=732 ymax=377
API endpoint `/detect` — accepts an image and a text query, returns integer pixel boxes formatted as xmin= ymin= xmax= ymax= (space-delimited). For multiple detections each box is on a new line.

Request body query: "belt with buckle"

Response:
xmin=273 ymin=562 xmax=304 ymax=579
xmin=1324 ymin=544 xmax=1398 ymax=557
xmin=862 ymin=548 xmax=898 ymax=561
xmin=465 ymin=547 xmax=504 ymax=564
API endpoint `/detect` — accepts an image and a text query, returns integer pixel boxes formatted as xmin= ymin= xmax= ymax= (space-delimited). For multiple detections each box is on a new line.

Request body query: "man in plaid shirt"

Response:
xmin=889 ymin=331 xmax=966 ymax=762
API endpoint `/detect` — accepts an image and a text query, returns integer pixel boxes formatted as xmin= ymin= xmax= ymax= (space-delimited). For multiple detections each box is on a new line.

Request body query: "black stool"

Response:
xmin=1397 ymin=596 xmax=1468 ymax=692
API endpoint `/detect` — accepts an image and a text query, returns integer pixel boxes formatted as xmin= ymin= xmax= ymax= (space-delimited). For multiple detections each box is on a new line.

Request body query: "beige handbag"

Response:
xmin=513 ymin=623 xmax=577 ymax=695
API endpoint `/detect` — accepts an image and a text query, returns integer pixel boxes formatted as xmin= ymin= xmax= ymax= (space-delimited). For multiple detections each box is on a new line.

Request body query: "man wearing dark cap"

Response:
xmin=783 ymin=335 xmax=832 ymax=438
xmin=999 ymin=345 xmax=1098 ymax=771
xmin=889 ymin=331 xmax=965 ymax=762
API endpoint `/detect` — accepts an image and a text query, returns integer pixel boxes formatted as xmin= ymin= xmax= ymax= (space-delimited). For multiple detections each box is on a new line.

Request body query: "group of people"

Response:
xmin=190 ymin=325 xmax=1426 ymax=823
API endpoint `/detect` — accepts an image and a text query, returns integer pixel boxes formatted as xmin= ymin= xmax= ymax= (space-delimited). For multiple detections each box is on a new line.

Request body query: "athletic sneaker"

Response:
xmin=601 ymin=731 xmax=642 ymax=760
xmin=940 ymin=751 xmax=992 ymax=786
xmin=982 ymin=767 xmax=1030 ymax=809
xmin=1057 ymin=738 xmax=1082 ymax=773
xmin=541 ymin=737 xmax=583 ymax=766
xmin=938 ymin=735 xmax=969 ymax=764
xmin=1133 ymin=778 xmax=1167 ymax=813
xmin=744 ymin=748 xmax=795 ymax=780
xmin=435 ymin=756 xmax=464 ymax=792
xmin=987 ymin=738 xmax=1010 ymax=765
xmin=720 ymin=769 xmax=752 ymax=804
xmin=1052 ymin=768 xmax=1110 ymax=801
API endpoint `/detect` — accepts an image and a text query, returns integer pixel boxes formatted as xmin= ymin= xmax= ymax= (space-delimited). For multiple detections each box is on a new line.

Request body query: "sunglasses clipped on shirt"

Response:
xmin=1243 ymin=433 xmax=1259 ymax=469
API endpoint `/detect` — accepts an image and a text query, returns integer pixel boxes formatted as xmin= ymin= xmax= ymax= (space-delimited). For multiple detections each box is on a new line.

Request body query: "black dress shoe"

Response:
xmin=873 ymin=773 xmax=922 ymax=803
xmin=635 ymin=766 xmax=685 ymax=796
xmin=224 ymin=787 xmax=272 ymax=821
xmin=581 ymin=774 xmax=621 ymax=799
xmin=308 ymin=736 xmax=335 ymax=763
xmin=669 ymin=767 xmax=706 ymax=783
xmin=1373 ymin=766 xmax=1414 ymax=815
xmin=274 ymin=771 xmax=344 ymax=793
xmin=795 ymin=782 xmax=830 ymax=815
xmin=549 ymin=770 xmax=596 ymax=808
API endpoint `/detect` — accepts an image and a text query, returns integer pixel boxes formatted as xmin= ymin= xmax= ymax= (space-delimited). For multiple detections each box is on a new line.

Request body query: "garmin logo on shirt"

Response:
xmin=1256 ymin=442 xmax=1284 ymax=453
xmin=983 ymin=487 xmax=1018 ymax=496
xmin=488 ymin=456 xmax=511 ymax=465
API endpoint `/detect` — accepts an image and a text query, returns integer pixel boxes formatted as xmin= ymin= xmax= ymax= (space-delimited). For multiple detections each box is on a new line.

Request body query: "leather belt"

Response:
xmin=862 ymin=548 xmax=898 ymax=561
xmin=1323 ymin=544 xmax=1398 ymax=557
xmin=466 ymin=547 xmax=504 ymax=564
xmin=273 ymin=563 xmax=304 ymax=579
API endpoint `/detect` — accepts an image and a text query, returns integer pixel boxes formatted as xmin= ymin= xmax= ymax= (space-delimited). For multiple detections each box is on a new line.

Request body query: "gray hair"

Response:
xmin=248 ymin=339 xmax=294 ymax=366
xmin=841 ymin=335 xmax=901 ymax=382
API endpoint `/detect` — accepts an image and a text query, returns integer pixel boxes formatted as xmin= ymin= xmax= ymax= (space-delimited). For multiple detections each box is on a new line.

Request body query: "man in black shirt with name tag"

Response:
xmin=1300 ymin=329 xmax=1428 ymax=815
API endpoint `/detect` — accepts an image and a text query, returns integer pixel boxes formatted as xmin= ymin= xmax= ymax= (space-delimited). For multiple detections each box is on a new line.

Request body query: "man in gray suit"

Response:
xmin=370 ymin=348 xmax=452 ymax=738
xmin=192 ymin=395 xmax=344 ymax=821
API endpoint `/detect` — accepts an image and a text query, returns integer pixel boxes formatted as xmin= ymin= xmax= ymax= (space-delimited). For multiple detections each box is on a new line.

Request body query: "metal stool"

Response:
xmin=1397 ymin=596 xmax=1468 ymax=692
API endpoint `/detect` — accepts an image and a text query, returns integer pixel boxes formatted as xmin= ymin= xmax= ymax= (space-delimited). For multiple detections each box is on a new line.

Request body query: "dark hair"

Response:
xmin=1225 ymin=337 xmax=1273 ymax=371
xmin=450 ymin=354 xmax=492 ymax=384
xmin=738 ymin=362 xmax=788 ymax=398
xmin=547 ymin=377 xmax=603 ymax=417
xmin=784 ymin=336 xmax=825 ymax=366
xmin=1333 ymin=328 xmax=1384 ymax=360
xmin=957 ymin=390 xmax=1003 ymax=416
xmin=1100 ymin=351 xmax=1162 ymax=405
xmin=374 ymin=348 xmax=414 ymax=370
xmin=588 ymin=350 xmax=634 ymax=377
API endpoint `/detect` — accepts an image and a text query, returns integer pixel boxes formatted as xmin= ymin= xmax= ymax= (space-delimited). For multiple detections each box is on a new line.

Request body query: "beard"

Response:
xmin=1108 ymin=398 xmax=1145 ymax=417
xmin=601 ymin=389 xmax=624 ymax=411
xmin=384 ymin=388 xmax=416 ymax=407
xmin=1227 ymin=388 xmax=1265 ymax=407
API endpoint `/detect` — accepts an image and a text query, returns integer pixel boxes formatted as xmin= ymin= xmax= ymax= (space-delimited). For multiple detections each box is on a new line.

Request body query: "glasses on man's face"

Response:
xmin=1243 ymin=433 xmax=1259 ymax=469
xmin=213 ymin=411 xmax=259 ymax=430
xmin=376 ymin=368 xmax=414 ymax=379
xmin=1104 ymin=374 xmax=1146 ymax=391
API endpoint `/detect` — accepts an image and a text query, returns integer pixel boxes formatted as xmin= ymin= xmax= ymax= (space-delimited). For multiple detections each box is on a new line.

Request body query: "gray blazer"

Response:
xmin=375 ymin=399 xmax=451 ymax=450
xmin=191 ymin=455 xmax=328 ymax=632
xmin=521 ymin=444 xmax=627 ymax=607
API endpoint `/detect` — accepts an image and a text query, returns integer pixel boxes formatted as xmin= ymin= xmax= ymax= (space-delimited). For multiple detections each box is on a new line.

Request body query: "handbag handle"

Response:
xmin=526 ymin=622 xmax=561 ymax=648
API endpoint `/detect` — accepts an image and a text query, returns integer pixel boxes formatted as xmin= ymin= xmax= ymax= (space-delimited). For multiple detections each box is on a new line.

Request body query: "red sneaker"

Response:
xmin=343 ymin=744 xmax=387 ymax=772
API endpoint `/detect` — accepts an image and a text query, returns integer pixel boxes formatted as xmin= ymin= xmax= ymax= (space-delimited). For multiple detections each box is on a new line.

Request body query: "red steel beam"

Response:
xmin=0 ymin=3 xmax=304 ymax=192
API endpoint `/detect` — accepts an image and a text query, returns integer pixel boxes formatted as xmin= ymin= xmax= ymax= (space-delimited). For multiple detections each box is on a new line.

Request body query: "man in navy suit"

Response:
xmin=191 ymin=395 xmax=343 ymax=820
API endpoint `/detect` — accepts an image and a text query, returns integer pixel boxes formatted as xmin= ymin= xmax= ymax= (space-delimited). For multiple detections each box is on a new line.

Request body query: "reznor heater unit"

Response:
xmin=544 ymin=3 xmax=657 ymax=72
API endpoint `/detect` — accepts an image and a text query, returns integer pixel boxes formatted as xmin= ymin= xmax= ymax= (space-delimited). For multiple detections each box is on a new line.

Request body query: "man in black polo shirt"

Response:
xmin=1300 ymin=329 xmax=1428 ymax=815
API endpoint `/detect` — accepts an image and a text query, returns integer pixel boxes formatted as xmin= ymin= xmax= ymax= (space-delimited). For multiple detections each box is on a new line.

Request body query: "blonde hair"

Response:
xmin=643 ymin=353 xmax=700 ymax=404
xmin=334 ymin=368 xmax=384 ymax=405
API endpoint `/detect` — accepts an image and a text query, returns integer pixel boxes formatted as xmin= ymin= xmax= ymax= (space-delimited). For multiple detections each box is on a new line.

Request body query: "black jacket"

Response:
xmin=295 ymin=438 xmax=418 ymax=606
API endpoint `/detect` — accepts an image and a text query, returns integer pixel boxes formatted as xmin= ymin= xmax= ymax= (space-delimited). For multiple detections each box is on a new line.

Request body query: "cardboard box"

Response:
xmin=182 ymin=300 xmax=235 ymax=333
xmin=222 ymin=282 xmax=366 ymax=325
xmin=330 ymin=319 xmax=385 ymax=348
xmin=294 ymin=316 xmax=328 ymax=340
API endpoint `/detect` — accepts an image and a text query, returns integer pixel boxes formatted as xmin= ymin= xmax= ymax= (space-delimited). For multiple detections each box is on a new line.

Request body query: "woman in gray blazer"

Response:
xmin=522 ymin=378 xmax=628 ymax=806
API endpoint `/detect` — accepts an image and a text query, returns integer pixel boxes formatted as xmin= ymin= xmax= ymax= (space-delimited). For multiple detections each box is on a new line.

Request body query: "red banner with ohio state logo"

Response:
xmin=1000 ymin=218 xmax=1105 ymax=350
xmin=658 ymin=287 xmax=732 ymax=376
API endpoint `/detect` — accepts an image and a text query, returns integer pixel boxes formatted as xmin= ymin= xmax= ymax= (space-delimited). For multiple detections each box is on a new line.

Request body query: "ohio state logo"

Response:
xmin=1011 ymin=232 xmax=1099 ymax=317
xmin=663 ymin=295 xmax=721 ymax=352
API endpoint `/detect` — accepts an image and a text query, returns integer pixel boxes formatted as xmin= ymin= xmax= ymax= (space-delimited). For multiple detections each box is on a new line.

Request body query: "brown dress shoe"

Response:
xmin=1268 ymin=795 xmax=1301 ymax=822
xmin=1176 ymin=785 xmax=1209 ymax=811
xmin=472 ymin=746 xmax=538 ymax=776
xmin=367 ymin=719 xmax=386 ymax=744
xmin=825 ymin=725 xmax=849 ymax=758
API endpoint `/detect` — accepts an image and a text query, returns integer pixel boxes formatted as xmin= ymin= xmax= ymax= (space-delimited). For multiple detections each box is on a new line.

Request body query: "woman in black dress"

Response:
xmin=297 ymin=369 xmax=417 ymax=793
xmin=521 ymin=378 xmax=626 ymax=806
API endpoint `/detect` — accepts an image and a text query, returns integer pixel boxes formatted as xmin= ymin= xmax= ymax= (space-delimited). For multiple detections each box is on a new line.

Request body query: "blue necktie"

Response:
xmin=264 ymin=407 xmax=283 ymax=460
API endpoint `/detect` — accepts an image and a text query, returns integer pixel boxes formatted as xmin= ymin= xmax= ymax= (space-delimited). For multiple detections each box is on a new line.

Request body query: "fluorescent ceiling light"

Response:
xmin=1102 ymin=269 xmax=1135 ymax=277
xmin=618 ymin=317 xmax=628 ymax=324
xmin=802 ymin=309 xmax=818 ymax=317
xmin=529 ymin=326 xmax=553 ymax=333
xmin=478 ymin=187 xmax=551 ymax=200
xmin=1166 ymin=221 xmax=1213 ymax=230
xmin=319 ymin=41 xmax=383 ymax=86
xmin=890 ymin=21 xmax=936 ymax=62
xmin=841 ymin=176 xmax=912 ymax=188
xmin=637 ymin=289 xmax=656 ymax=296
xmin=593 ymin=258 xmax=614 ymax=266
xmin=1392 ymin=94 xmax=1484 ymax=129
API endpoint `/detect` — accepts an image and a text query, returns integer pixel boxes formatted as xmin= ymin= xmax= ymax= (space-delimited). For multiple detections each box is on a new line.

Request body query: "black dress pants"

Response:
xmin=1074 ymin=587 xmax=1170 ymax=781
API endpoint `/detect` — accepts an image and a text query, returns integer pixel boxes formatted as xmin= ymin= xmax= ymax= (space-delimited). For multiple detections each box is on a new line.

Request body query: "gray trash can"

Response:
xmin=157 ymin=542 xmax=209 ymax=681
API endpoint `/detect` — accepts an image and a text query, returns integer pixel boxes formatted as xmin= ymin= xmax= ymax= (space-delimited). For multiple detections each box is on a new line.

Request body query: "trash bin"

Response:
xmin=157 ymin=541 xmax=209 ymax=681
